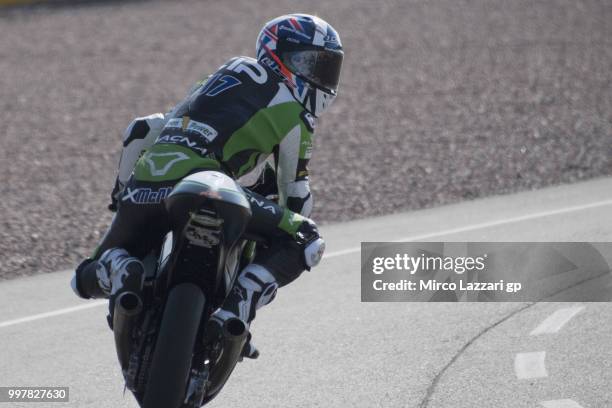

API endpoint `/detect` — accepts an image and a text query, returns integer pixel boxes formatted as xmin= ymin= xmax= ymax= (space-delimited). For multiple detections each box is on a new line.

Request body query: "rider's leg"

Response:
xmin=210 ymin=189 xmax=325 ymax=357
xmin=71 ymin=179 xmax=171 ymax=301
xmin=209 ymin=263 xmax=279 ymax=325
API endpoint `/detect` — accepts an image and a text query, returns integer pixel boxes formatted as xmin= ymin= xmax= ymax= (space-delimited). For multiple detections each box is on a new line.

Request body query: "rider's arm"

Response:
xmin=109 ymin=113 xmax=167 ymax=209
xmin=276 ymin=119 xmax=314 ymax=217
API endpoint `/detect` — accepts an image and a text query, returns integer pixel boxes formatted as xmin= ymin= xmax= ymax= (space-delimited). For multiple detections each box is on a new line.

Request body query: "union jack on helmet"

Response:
xmin=256 ymin=14 xmax=344 ymax=117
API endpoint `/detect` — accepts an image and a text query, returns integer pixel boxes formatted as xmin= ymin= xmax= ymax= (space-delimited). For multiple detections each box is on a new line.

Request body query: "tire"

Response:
xmin=143 ymin=283 xmax=205 ymax=408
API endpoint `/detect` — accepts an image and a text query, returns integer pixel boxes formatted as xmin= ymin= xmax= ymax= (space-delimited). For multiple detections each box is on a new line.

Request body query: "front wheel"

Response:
xmin=143 ymin=283 xmax=205 ymax=408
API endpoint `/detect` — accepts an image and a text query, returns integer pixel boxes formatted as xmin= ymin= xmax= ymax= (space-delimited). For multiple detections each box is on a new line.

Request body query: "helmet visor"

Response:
xmin=282 ymin=49 xmax=343 ymax=93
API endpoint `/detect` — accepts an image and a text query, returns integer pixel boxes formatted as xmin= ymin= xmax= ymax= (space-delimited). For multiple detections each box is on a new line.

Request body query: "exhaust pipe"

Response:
xmin=222 ymin=317 xmax=248 ymax=338
xmin=206 ymin=317 xmax=249 ymax=397
xmin=113 ymin=291 xmax=143 ymax=370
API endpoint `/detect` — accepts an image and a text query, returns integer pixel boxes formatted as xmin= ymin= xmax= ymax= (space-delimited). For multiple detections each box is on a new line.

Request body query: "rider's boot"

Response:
xmin=71 ymin=248 xmax=144 ymax=325
xmin=241 ymin=332 xmax=260 ymax=359
xmin=208 ymin=263 xmax=278 ymax=359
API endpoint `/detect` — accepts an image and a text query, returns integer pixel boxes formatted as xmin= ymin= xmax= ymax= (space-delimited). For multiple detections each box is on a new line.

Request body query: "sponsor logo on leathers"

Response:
xmin=186 ymin=120 xmax=218 ymax=142
xmin=164 ymin=117 xmax=218 ymax=141
xmin=248 ymin=195 xmax=277 ymax=214
xmin=122 ymin=186 xmax=173 ymax=204
xmin=155 ymin=134 xmax=208 ymax=155
xmin=143 ymin=151 xmax=190 ymax=176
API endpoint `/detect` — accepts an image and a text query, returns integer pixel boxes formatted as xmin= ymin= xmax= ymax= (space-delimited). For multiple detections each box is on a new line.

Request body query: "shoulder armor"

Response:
xmin=123 ymin=113 xmax=165 ymax=147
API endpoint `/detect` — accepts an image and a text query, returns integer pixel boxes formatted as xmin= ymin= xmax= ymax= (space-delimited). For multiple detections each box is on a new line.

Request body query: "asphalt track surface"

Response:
xmin=1 ymin=177 xmax=611 ymax=408
xmin=1 ymin=0 xmax=612 ymax=278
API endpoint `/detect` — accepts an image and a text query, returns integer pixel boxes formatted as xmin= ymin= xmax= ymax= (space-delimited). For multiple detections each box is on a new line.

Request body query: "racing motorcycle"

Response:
xmin=111 ymin=170 xmax=264 ymax=408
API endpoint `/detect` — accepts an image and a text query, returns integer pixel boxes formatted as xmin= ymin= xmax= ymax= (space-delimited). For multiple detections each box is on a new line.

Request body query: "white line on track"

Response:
xmin=1 ymin=197 xmax=611 ymax=330
xmin=540 ymin=399 xmax=585 ymax=408
xmin=514 ymin=351 xmax=548 ymax=379
xmin=325 ymin=198 xmax=612 ymax=259
xmin=0 ymin=300 xmax=107 ymax=329
xmin=530 ymin=306 xmax=585 ymax=336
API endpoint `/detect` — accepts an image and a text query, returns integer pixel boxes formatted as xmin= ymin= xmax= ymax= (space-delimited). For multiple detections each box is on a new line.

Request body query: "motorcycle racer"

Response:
xmin=70 ymin=14 xmax=344 ymax=358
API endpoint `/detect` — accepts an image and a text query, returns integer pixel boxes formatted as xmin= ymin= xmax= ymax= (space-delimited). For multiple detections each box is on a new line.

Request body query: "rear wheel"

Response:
xmin=143 ymin=283 xmax=205 ymax=408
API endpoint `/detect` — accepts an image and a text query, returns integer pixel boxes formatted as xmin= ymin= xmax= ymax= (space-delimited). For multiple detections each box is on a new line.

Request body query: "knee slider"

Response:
xmin=295 ymin=219 xmax=325 ymax=269
xmin=304 ymin=237 xmax=325 ymax=268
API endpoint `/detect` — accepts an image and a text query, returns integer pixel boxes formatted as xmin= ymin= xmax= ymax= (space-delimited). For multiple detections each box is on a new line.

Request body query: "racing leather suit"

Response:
xmin=111 ymin=57 xmax=314 ymax=218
